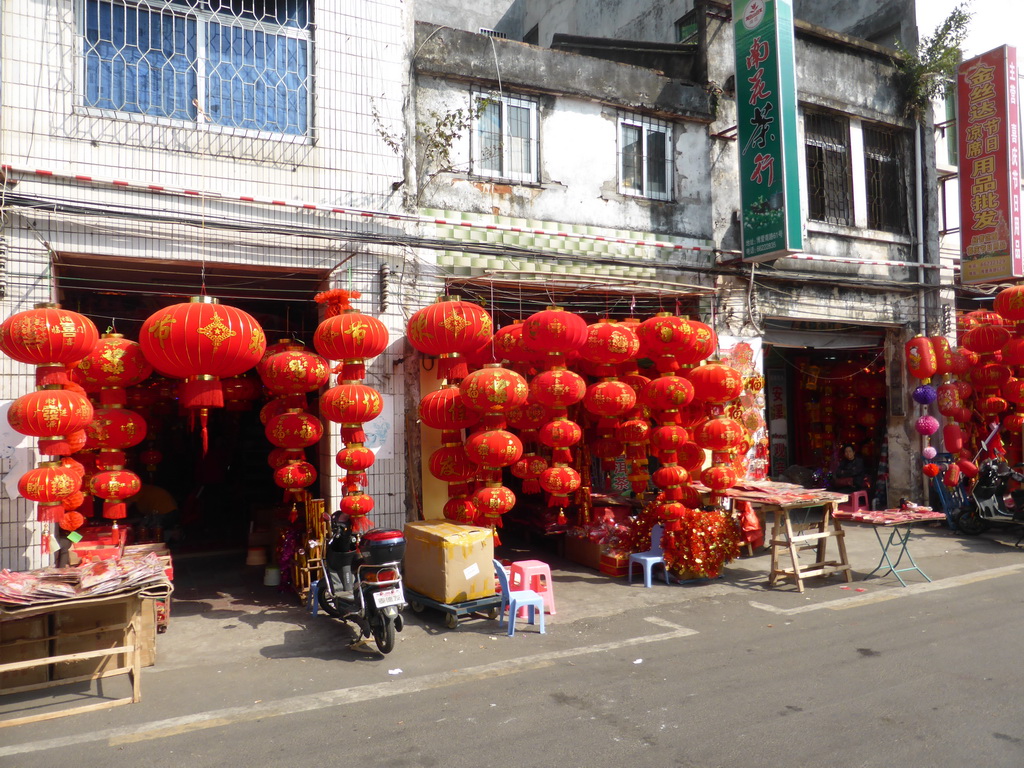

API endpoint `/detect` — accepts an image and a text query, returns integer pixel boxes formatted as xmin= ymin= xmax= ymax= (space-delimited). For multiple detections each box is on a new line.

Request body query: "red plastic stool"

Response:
xmin=509 ymin=559 xmax=556 ymax=615
xmin=838 ymin=490 xmax=869 ymax=513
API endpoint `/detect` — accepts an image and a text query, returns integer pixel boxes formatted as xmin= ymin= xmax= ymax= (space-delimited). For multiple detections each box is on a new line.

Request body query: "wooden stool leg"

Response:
xmin=783 ymin=511 xmax=805 ymax=593
xmin=768 ymin=511 xmax=782 ymax=586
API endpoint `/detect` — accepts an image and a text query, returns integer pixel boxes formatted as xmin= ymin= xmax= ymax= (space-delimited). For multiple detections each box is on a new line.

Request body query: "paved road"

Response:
xmin=4 ymin=525 xmax=1024 ymax=767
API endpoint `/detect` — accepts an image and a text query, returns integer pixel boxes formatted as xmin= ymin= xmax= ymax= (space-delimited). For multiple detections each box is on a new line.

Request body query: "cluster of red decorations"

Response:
xmin=411 ymin=300 xmax=751 ymax=569
xmin=909 ymin=285 xmax=1024 ymax=487
xmin=313 ymin=290 xmax=388 ymax=532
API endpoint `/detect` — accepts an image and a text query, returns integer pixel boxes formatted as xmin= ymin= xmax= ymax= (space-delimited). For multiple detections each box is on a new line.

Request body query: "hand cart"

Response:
xmin=403 ymin=588 xmax=502 ymax=629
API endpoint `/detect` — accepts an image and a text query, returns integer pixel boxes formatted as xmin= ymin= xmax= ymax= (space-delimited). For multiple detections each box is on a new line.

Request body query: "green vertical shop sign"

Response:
xmin=733 ymin=0 xmax=803 ymax=262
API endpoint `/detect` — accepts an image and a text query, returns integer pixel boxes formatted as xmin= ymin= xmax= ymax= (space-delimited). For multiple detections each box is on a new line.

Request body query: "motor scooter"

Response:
xmin=953 ymin=458 xmax=1024 ymax=541
xmin=315 ymin=513 xmax=406 ymax=653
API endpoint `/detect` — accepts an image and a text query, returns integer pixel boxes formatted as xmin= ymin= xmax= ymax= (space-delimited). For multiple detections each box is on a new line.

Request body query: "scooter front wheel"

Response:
xmin=372 ymin=615 xmax=396 ymax=654
xmin=954 ymin=507 xmax=987 ymax=536
xmin=316 ymin=579 xmax=344 ymax=618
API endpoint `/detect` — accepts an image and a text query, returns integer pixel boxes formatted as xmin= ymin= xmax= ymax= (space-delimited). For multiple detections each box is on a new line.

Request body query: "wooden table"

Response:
xmin=0 ymin=591 xmax=144 ymax=727
xmin=763 ymin=498 xmax=853 ymax=592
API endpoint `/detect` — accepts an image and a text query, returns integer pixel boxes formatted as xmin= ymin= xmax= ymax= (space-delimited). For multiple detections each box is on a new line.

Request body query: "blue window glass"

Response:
xmin=83 ymin=0 xmax=310 ymax=135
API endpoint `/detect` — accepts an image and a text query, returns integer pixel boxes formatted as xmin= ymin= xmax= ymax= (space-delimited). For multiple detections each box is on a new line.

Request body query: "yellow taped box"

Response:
xmin=403 ymin=521 xmax=495 ymax=604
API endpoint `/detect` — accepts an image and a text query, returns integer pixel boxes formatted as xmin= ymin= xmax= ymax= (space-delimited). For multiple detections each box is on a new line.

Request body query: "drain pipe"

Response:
xmin=915 ymin=123 xmax=929 ymax=502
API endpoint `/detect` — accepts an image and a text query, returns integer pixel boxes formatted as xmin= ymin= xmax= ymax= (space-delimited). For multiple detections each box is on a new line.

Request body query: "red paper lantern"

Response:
xmin=443 ymin=497 xmax=477 ymax=523
xmin=465 ymin=429 xmax=524 ymax=469
xmin=972 ymin=363 xmax=1012 ymax=389
xmin=677 ymin=320 xmax=718 ymax=365
xmin=538 ymin=418 xmax=583 ymax=450
xmin=460 ymin=365 xmax=530 ymax=417
xmin=493 ymin=323 xmax=535 ymax=365
xmin=922 ymin=463 xmax=941 ymax=478
xmin=963 ymin=324 xmax=1011 ymax=355
xmin=1004 ymin=413 xmax=1024 ymax=433
xmin=687 ymin=363 xmax=744 ymax=404
xmin=977 ymin=395 xmax=1008 ymax=415
xmin=265 ymin=409 xmax=323 ymax=449
xmin=260 ymin=345 xmax=330 ymax=396
xmin=995 ymin=285 xmax=1024 ymax=322
xmin=407 ymin=298 xmax=492 ymax=380
xmin=1004 ymin=378 xmax=1024 ymax=404
xmin=0 ymin=303 xmax=99 ymax=386
xmin=522 ymin=307 xmax=588 ymax=359
xmin=641 ymin=375 xmax=695 ymax=412
xmin=539 ymin=466 xmax=581 ymax=504
xmin=650 ymin=425 xmax=691 ymax=455
xmin=222 ymin=375 xmax=263 ymax=411
xmin=321 ymin=383 xmax=384 ymax=442
xmin=274 ymin=461 xmax=318 ymax=496
xmin=904 ymin=336 xmax=938 ymax=381
xmin=677 ymin=442 xmax=706 ymax=473
xmin=90 ymin=468 xmax=142 ymax=519
xmin=583 ymin=380 xmax=637 ymax=419
xmin=429 ymin=445 xmax=476 ymax=482
xmin=268 ymin=447 xmax=304 ymax=469
xmin=701 ymin=465 xmax=738 ymax=492
xmin=529 ymin=368 xmax=586 ymax=410
xmin=18 ymin=461 xmax=82 ymax=522
xmin=473 ymin=484 xmax=516 ymax=517
xmin=59 ymin=510 xmax=86 ymax=531
xmin=943 ymin=424 xmax=964 ymax=453
xmin=85 ymin=406 xmax=148 ymax=451
xmin=936 ymin=384 xmax=962 ymax=416
xmin=580 ymin=321 xmax=640 ymax=371
xmin=957 ymin=459 xmax=979 ymax=478
xmin=1002 ymin=338 xmax=1024 ymax=367
xmin=961 ymin=309 xmax=1007 ymax=331
xmin=653 ymin=465 xmax=690 ymax=489
xmin=695 ymin=416 xmax=746 ymax=451
xmin=420 ymin=386 xmax=479 ymax=432
xmin=507 ymin=401 xmax=549 ymax=431
xmin=637 ymin=314 xmax=695 ymax=372
xmin=72 ymin=332 xmax=152 ymax=404
xmin=313 ymin=290 xmax=389 ymax=381
xmin=929 ymin=336 xmax=957 ymax=377
xmin=8 ymin=389 xmax=95 ymax=455
xmin=337 ymin=444 xmax=376 ymax=473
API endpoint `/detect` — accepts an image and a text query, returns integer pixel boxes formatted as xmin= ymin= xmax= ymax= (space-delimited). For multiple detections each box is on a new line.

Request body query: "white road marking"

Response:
xmin=749 ymin=563 xmax=1024 ymax=616
xmin=0 ymin=619 xmax=697 ymax=757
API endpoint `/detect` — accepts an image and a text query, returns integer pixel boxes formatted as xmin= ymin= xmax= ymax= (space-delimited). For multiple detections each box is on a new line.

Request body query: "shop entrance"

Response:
xmin=55 ymin=254 xmax=327 ymax=553
xmin=763 ymin=324 xmax=887 ymax=507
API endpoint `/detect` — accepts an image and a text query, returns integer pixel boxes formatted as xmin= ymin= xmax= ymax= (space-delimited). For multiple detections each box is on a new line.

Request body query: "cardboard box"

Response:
xmin=564 ymin=535 xmax=602 ymax=570
xmin=404 ymin=522 xmax=495 ymax=604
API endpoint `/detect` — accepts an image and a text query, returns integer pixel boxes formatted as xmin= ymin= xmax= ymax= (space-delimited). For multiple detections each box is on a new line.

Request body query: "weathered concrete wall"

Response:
xmin=414 ymin=0 xmax=522 ymax=36
xmin=793 ymin=0 xmax=917 ymax=49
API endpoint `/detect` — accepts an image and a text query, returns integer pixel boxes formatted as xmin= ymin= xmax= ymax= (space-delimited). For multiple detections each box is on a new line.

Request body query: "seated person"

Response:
xmin=128 ymin=483 xmax=180 ymax=543
xmin=831 ymin=443 xmax=867 ymax=491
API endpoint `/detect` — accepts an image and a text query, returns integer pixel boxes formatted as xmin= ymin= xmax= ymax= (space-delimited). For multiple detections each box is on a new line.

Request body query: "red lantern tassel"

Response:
xmin=102 ymin=501 xmax=128 ymax=520
xmin=523 ymin=479 xmax=541 ymax=494
xmin=351 ymin=514 xmax=374 ymax=534
xmin=37 ymin=503 xmax=65 ymax=523
xmin=341 ymin=361 xmax=366 ymax=381
xmin=438 ymin=354 xmax=468 ymax=381
xmin=38 ymin=437 xmax=75 ymax=457
xmin=36 ymin=364 xmax=69 ymax=387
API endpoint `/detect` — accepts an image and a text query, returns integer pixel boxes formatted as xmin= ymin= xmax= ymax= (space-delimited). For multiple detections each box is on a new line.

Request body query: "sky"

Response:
xmin=916 ymin=0 xmax=1022 ymax=59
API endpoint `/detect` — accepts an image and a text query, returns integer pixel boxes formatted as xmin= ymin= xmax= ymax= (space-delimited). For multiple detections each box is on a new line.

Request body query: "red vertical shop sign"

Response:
xmin=957 ymin=45 xmax=1022 ymax=285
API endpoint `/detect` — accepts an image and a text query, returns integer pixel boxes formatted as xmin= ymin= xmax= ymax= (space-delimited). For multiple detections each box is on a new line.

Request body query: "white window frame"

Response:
xmin=617 ymin=113 xmax=673 ymax=201
xmin=471 ymin=92 xmax=540 ymax=184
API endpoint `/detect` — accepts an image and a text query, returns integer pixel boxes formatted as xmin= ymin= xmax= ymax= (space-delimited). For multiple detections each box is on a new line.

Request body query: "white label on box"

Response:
xmin=463 ymin=562 xmax=480 ymax=580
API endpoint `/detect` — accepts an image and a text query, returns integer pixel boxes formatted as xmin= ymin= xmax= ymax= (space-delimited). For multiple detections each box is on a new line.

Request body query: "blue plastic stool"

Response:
xmin=308 ymin=579 xmax=320 ymax=616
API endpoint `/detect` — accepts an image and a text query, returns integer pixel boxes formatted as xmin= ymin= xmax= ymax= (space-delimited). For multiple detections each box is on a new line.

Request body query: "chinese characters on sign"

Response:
xmin=957 ymin=46 xmax=1023 ymax=284
xmin=733 ymin=0 xmax=803 ymax=262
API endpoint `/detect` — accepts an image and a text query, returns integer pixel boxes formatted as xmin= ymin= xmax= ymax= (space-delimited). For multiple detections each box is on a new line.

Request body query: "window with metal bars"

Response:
xmin=472 ymin=93 xmax=539 ymax=183
xmin=804 ymin=112 xmax=852 ymax=225
xmin=864 ymin=124 xmax=908 ymax=233
xmin=80 ymin=0 xmax=311 ymax=136
xmin=618 ymin=113 xmax=672 ymax=201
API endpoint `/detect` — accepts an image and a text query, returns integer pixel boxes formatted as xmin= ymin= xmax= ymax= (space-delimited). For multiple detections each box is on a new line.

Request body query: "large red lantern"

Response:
xmin=695 ymin=416 xmax=746 ymax=451
xmin=675 ymin=320 xmax=718 ymax=365
xmin=539 ymin=466 xmax=581 ymax=506
xmin=530 ymin=368 xmax=586 ymax=410
xmin=18 ymin=462 xmax=82 ymax=522
xmin=420 ymin=386 xmax=480 ymax=434
xmin=677 ymin=442 xmax=706 ymax=473
xmin=474 ymin=483 xmax=516 ymax=540
xmin=580 ymin=320 xmax=640 ymax=375
xmin=265 ymin=409 xmax=324 ymax=449
xmin=0 ymin=303 xmax=99 ymax=386
xmin=642 ymin=375 xmax=695 ymax=412
xmin=313 ymin=290 xmax=389 ymax=381
xmin=538 ymin=417 xmax=583 ymax=456
xmin=340 ymin=491 xmax=376 ymax=533
xmin=460 ymin=364 xmax=529 ymax=422
xmin=650 ymin=425 xmax=690 ymax=457
xmin=995 ymin=285 xmax=1024 ymax=322
xmin=637 ymin=314 xmax=695 ymax=372
xmin=429 ymin=445 xmax=476 ymax=482
xmin=465 ymin=429 xmax=524 ymax=470
xmin=139 ymin=297 xmax=266 ymax=446
xmin=321 ymin=383 xmax=384 ymax=442
xmin=522 ymin=306 xmax=588 ymax=363
xmin=583 ymin=380 xmax=637 ymax=419
xmin=701 ymin=464 xmax=738 ymax=493
xmin=260 ymin=344 xmax=330 ymax=396
xmin=407 ymin=298 xmax=492 ymax=381
xmin=972 ymin=363 xmax=1012 ymax=389
xmin=687 ymin=363 xmax=743 ymax=404
xmin=963 ymin=324 xmax=1011 ymax=355
xmin=337 ymin=444 xmax=376 ymax=474
xmin=90 ymin=468 xmax=142 ymax=519
xmin=72 ymin=332 xmax=152 ymax=404
xmin=274 ymin=461 xmax=318 ymax=500
xmin=493 ymin=323 xmax=535 ymax=365
xmin=653 ymin=465 xmax=690 ymax=490
xmin=8 ymin=388 xmax=94 ymax=456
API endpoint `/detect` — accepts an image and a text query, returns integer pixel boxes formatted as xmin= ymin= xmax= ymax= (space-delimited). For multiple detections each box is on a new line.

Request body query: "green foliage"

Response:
xmin=896 ymin=2 xmax=973 ymax=121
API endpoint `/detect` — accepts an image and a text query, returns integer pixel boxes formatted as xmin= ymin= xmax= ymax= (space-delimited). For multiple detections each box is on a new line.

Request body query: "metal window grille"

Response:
xmin=617 ymin=113 xmax=672 ymax=201
xmin=472 ymin=93 xmax=539 ymax=183
xmin=804 ymin=112 xmax=852 ymax=225
xmin=864 ymin=124 xmax=908 ymax=233
xmin=80 ymin=0 xmax=312 ymax=136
